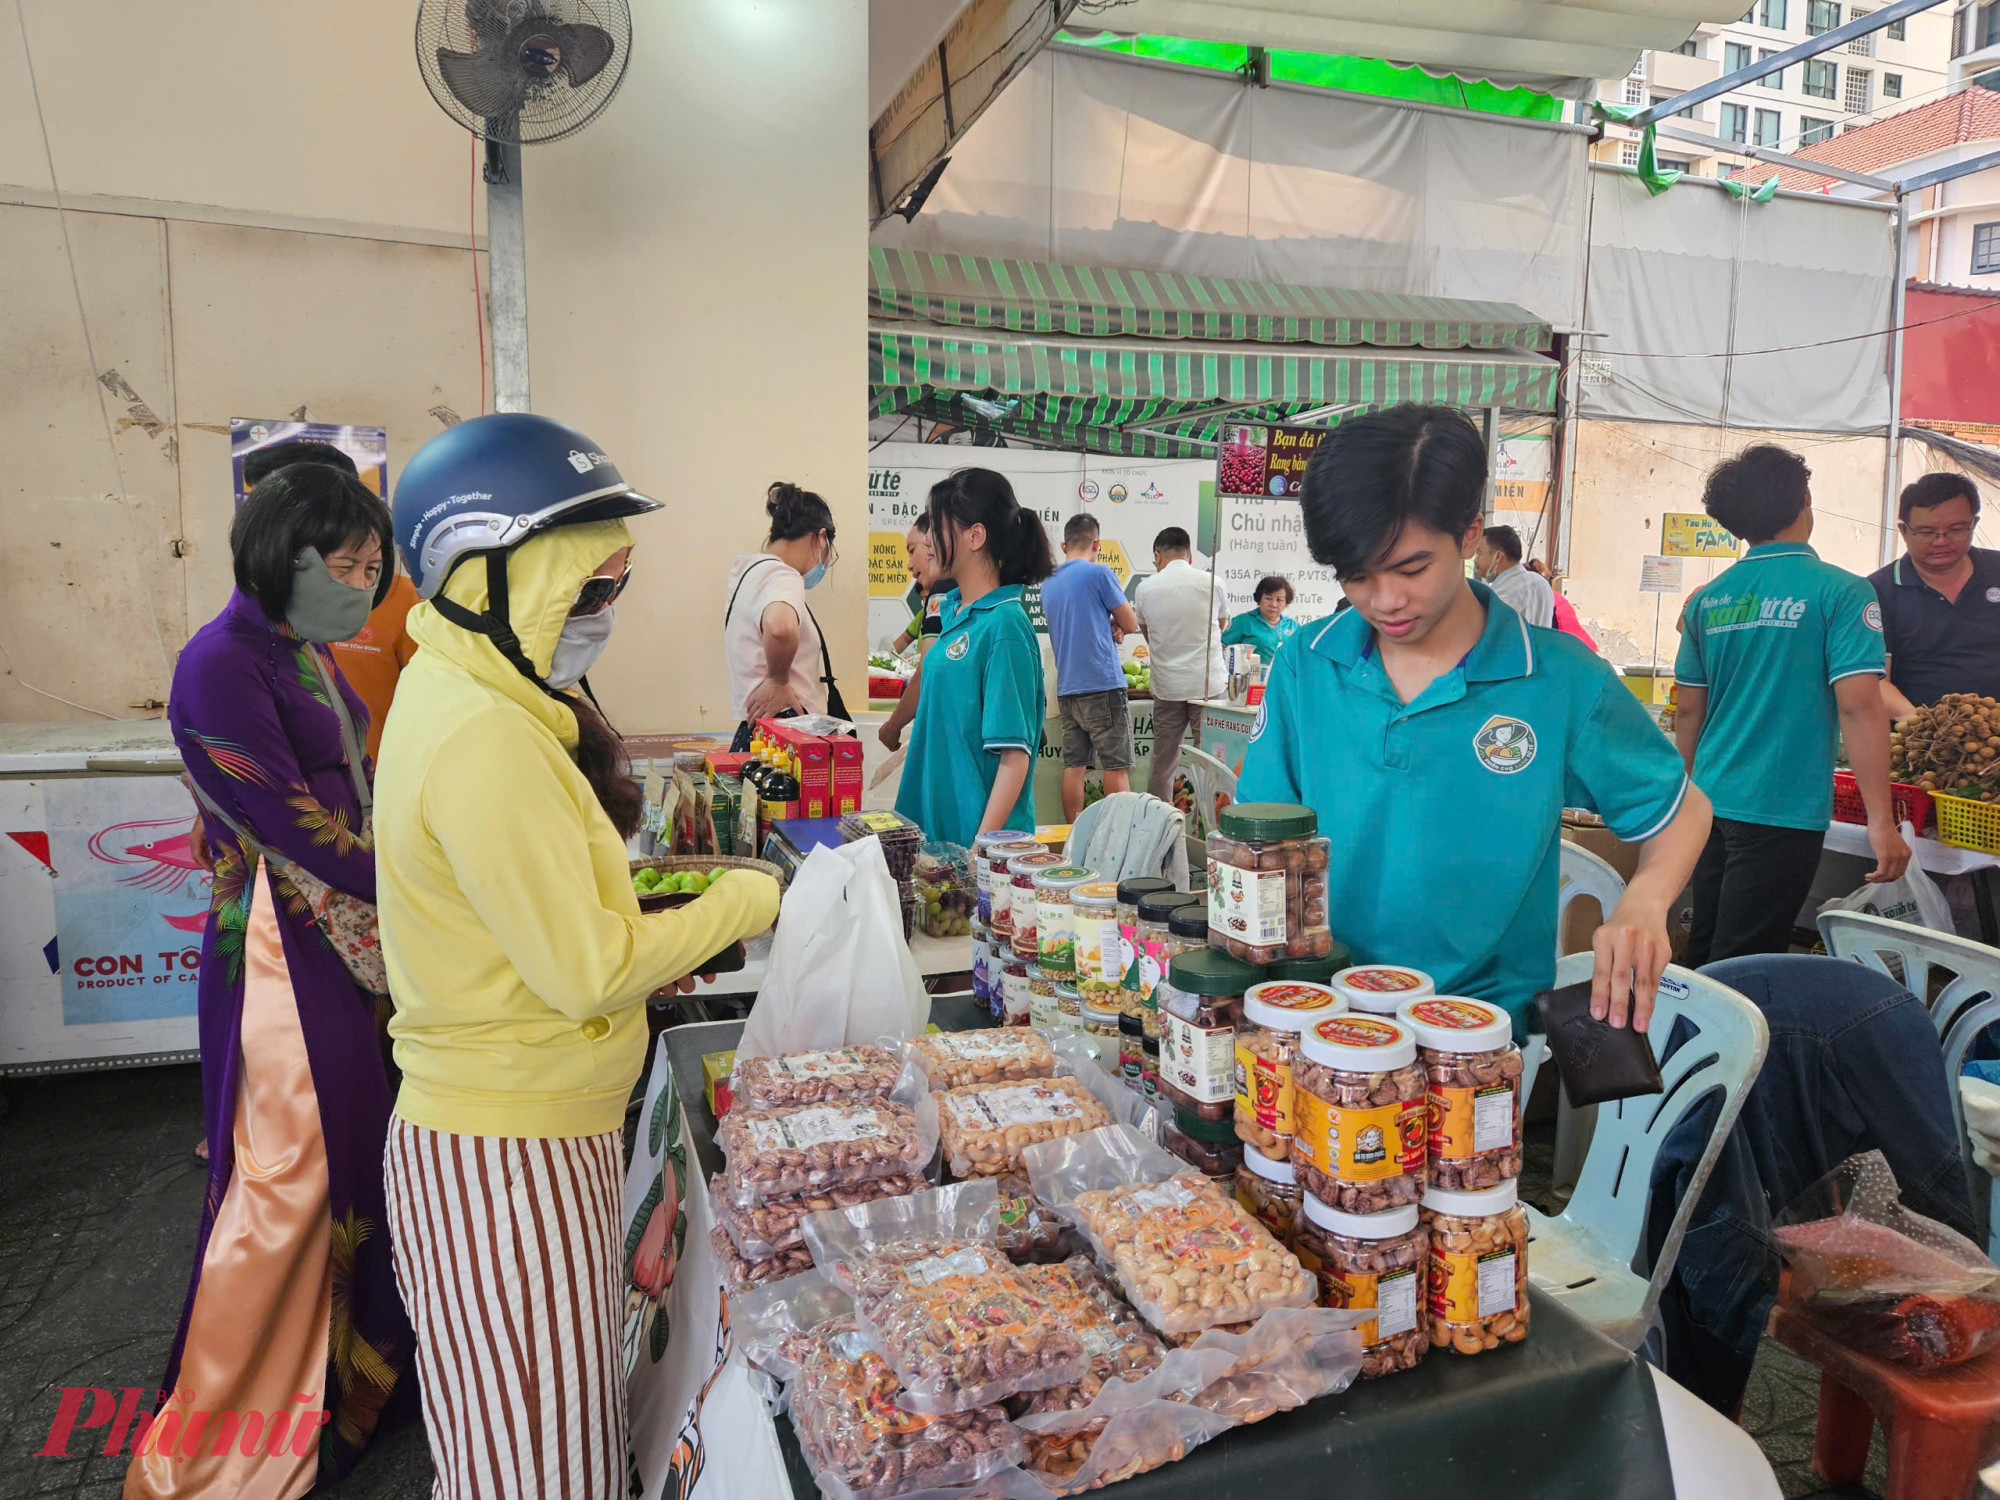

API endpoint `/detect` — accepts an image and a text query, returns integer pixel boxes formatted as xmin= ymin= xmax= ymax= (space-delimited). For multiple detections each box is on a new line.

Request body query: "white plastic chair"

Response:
xmin=1817 ymin=909 xmax=2000 ymax=1042
xmin=1544 ymin=843 xmax=1632 ymax=1190
xmin=1177 ymin=744 xmax=1237 ymax=871
xmin=1524 ymin=952 xmax=1769 ymax=1349
xmin=1945 ymin=999 xmax=2000 ymax=1262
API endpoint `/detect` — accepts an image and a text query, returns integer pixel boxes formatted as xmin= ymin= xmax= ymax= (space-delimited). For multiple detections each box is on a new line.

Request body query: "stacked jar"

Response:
xmin=1128 ymin=890 xmax=1186 ymax=1020
xmin=1155 ymin=948 xmax=1260 ymax=1123
xmin=1421 ymin=1181 xmax=1529 ymax=1355
xmin=1292 ymin=1013 xmax=1428 ymax=1213
xmin=1006 ymin=852 xmax=1066 ymax=963
xmin=1235 ymin=1144 xmax=1302 ymax=1249
xmin=1206 ymin=803 xmax=1334 ymax=965
xmin=1053 ymin=978 xmax=1082 ymax=1028
xmin=1397 ymin=997 xmax=1523 ymax=1191
xmin=1233 ymin=979 xmax=1342 ymax=1161
xmin=983 ymin=838 xmax=1041 ymax=949
xmin=1332 ymin=964 xmax=1434 ymax=1016
xmin=1163 ymin=1106 xmax=1243 ymax=1186
xmin=1118 ymin=1010 xmax=1144 ymax=1092
xmin=1114 ymin=875 xmax=1173 ymax=1013
xmin=1261 ymin=948 xmax=1351 ymax=987
xmin=1027 ymin=966 xmax=1061 ymax=1029
xmin=1033 ymin=865 xmax=1096 ymax=981
xmin=1295 ymin=1197 xmax=1430 ymax=1378
xmin=1081 ymin=997 xmax=1123 ymax=1074
xmin=998 ymin=957 xmax=1032 ymax=1025
xmin=970 ymin=830 xmax=1026 ymax=926
xmin=1070 ymin=880 xmax=1124 ymax=1012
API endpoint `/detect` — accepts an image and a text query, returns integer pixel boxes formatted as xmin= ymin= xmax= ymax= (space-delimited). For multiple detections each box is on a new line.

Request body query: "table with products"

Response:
xmin=666 ymin=1007 xmax=1764 ymax=1500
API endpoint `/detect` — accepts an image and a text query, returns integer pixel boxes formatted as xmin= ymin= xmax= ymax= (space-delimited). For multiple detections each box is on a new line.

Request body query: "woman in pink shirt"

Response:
xmin=1528 ymin=559 xmax=1599 ymax=651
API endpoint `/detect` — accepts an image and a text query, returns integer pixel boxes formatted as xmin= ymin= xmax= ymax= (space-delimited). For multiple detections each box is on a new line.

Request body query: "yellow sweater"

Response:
xmin=374 ymin=518 xmax=779 ymax=1137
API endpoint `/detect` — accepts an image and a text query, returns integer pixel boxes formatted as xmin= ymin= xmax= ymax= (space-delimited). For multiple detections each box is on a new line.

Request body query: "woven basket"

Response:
xmin=631 ymin=852 xmax=786 ymax=896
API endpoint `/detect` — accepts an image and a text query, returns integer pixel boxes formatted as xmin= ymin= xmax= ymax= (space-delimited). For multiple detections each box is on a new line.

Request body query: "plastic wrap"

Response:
xmin=906 ymin=1029 xmax=1057 ymax=1089
xmin=993 ymin=1174 xmax=1090 ymax=1265
xmin=1774 ymin=1150 xmax=2000 ymax=1368
xmin=716 ymin=1096 xmax=935 ymax=1208
xmin=938 ymin=1076 xmax=1116 ymax=1178
xmin=1023 ymin=1125 xmax=1316 ymax=1335
xmin=735 ymin=1045 xmax=906 ymax=1112
xmin=710 ymin=1222 xmax=815 ymax=1288
xmin=716 ymin=1173 xmax=932 ymax=1260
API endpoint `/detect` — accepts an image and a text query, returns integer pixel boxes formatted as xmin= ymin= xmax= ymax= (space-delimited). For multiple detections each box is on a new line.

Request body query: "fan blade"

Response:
xmin=551 ymin=22 xmax=616 ymax=88
xmin=436 ymin=46 xmax=528 ymax=121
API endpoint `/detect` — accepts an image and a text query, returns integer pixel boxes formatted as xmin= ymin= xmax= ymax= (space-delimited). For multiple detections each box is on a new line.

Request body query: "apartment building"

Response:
xmin=1588 ymin=2 xmax=1954 ymax=178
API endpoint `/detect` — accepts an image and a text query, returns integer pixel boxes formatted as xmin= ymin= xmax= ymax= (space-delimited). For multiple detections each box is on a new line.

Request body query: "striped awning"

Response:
xmin=868 ymin=250 xmax=1559 ymax=458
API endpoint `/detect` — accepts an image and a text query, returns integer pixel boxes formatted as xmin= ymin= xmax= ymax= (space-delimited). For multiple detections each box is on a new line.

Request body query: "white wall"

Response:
xmin=524 ymin=0 xmax=868 ymax=734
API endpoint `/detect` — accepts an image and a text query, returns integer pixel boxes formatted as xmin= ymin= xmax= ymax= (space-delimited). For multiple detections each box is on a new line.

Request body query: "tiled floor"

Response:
xmin=1 ymin=1059 xmax=1890 ymax=1498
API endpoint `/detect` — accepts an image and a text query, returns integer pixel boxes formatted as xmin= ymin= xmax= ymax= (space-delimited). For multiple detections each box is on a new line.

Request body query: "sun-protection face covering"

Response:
xmin=287 ymin=548 xmax=377 ymax=642
xmin=547 ymin=605 xmax=616 ymax=690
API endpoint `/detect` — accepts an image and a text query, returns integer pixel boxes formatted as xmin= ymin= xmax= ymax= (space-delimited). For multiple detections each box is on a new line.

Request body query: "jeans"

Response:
xmin=1686 ymin=818 xmax=1828 ymax=967
xmin=1147 ymin=697 xmax=1198 ymax=803
xmin=1644 ymin=953 xmax=1974 ymax=1412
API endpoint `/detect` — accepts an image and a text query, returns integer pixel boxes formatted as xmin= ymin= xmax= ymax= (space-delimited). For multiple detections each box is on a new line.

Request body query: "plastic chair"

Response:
xmin=1523 ymin=952 xmax=1770 ymax=1349
xmin=1817 ymin=909 xmax=2000 ymax=1042
xmin=1177 ymin=744 xmax=1237 ymax=872
xmin=1545 ymin=843 xmax=1631 ymax=1190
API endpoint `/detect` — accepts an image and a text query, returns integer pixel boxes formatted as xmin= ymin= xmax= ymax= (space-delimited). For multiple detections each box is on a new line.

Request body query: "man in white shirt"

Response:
xmin=1133 ymin=527 xmax=1227 ymax=802
xmin=1474 ymin=524 xmax=1554 ymax=628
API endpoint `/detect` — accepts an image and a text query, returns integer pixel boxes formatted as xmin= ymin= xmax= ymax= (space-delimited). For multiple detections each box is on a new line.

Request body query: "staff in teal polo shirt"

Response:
xmin=1673 ymin=444 xmax=1909 ymax=967
xmin=1221 ymin=574 xmax=1301 ymax=663
xmin=1238 ymin=406 xmax=1712 ymax=1034
xmin=896 ymin=468 xmax=1055 ymax=847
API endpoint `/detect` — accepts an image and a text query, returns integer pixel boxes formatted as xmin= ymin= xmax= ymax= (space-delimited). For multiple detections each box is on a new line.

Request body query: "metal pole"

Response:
xmin=485 ymin=138 xmax=530 ymax=413
xmin=1482 ymin=407 xmax=1499 ymax=521
xmin=1882 ymin=197 xmax=1910 ymax=566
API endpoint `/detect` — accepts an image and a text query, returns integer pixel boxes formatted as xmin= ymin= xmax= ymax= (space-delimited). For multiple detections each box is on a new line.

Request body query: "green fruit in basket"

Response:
xmin=685 ymin=873 xmax=709 ymax=895
xmin=709 ymin=867 xmax=726 ymax=884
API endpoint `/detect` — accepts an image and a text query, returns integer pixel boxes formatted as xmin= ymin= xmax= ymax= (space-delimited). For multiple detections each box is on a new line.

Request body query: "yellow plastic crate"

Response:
xmin=1932 ymin=792 xmax=2000 ymax=856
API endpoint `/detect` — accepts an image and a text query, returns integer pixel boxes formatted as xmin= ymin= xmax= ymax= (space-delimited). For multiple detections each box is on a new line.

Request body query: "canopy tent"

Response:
xmin=868 ymin=247 xmax=1560 ymax=457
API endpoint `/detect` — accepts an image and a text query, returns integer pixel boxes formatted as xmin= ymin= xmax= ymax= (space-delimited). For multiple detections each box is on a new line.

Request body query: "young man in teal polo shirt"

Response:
xmin=1674 ymin=444 xmax=1909 ymax=966
xmin=1238 ymin=405 xmax=1712 ymax=1034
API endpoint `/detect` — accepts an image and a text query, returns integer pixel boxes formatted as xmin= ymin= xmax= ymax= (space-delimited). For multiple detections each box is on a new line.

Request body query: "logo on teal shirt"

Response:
xmin=1474 ymin=715 xmax=1537 ymax=775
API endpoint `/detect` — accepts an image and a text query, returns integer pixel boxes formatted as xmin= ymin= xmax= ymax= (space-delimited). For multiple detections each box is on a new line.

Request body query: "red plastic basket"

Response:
xmin=1831 ymin=772 xmax=1932 ymax=836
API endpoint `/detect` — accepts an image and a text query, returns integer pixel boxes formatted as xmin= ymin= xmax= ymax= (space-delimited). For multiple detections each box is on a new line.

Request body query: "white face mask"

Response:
xmin=547 ymin=605 xmax=616 ymax=690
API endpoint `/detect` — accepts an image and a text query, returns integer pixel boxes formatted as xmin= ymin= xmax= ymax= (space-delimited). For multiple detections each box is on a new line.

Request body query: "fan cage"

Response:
xmin=414 ymin=0 xmax=633 ymax=146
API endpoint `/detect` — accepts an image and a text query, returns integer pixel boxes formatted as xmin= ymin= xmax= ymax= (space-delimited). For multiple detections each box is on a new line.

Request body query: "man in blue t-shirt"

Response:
xmin=1040 ymin=514 xmax=1140 ymax=819
xmin=1675 ymin=444 xmax=1910 ymax=966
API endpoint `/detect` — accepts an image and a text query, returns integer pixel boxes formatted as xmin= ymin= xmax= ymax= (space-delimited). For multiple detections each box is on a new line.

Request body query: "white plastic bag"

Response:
xmin=1818 ymin=821 xmax=1954 ymax=934
xmin=739 ymin=836 xmax=929 ymax=1062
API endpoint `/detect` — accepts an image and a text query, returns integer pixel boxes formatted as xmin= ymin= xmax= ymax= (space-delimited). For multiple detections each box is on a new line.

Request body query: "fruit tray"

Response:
xmin=629 ymin=855 xmax=786 ymax=976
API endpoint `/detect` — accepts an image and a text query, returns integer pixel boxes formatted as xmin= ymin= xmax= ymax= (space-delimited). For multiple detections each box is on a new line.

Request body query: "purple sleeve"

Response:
xmin=173 ymin=637 xmax=376 ymax=903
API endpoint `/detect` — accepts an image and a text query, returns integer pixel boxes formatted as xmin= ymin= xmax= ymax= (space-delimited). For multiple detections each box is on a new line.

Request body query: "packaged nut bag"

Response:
xmin=709 ymin=1223 xmax=815 ymax=1289
xmin=714 ymin=1172 xmax=931 ymax=1261
xmin=992 ymin=1173 xmax=1089 ymax=1265
xmin=734 ymin=1045 xmax=906 ymax=1112
xmin=716 ymin=1096 xmax=935 ymax=1208
xmin=937 ymin=1075 xmax=1116 ymax=1178
xmin=906 ymin=1028 xmax=1057 ymax=1090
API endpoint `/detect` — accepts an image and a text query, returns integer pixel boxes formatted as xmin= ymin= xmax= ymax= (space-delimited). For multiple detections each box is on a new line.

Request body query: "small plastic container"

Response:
xmin=1081 ymin=997 xmax=1123 ymax=1054
xmin=1115 ymin=876 xmax=1175 ymax=931
xmin=1333 ymin=965 xmax=1436 ymax=1016
xmin=1028 ymin=965 xmax=1061 ymax=1029
xmin=1118 ymin=1010 xmax=1144 ymax=1092
xmin=1164 ymin=1105 xmax=1244 ymax=1180
xmin=970 ymin=938 xmax=997 ymax=1015
xmin=840 ymin=809 xmax=924 ymax=881
xmin=1205 ymin=802 xmax=1333 ymax=965
xmin=1233 ymin=979 xmax=1343 ymax=1161
xmin=1008 ymin=852 xmax=1067 ymax=962
xmin=1295 ymin=1196 xmax=1430 ymax=1378
xmin=1165 ymin=901 xmax=1210 ymax=964
xmin=972 ymin=830 xmax=1032 ymax=926
xmin=1054 ymin=979 xmax=1082 ymax=1023
xmin=1155 ymin=948 xmax=1260 ymax=1121
xmin=1129 ymin=889 xmax=1189 ymax=1020
xmin=1264 ymin=949 xmax=1352 ymax=985
xmin=983 ymin=838 xmax=1042 ymax=939
xmin=1420 ymin=1181 xmax=1530 ymax=1356
xmin=1033 ymin=865 xmax=1096 ymax=978
xmin=1140 ymin=1039 xmax=1159 ymax=1101
xmin=1398 ymin=997 xmax=1523 ymax=1191
xmin=1235 ymin=1145 xmax=1302 ymax=1249
xmin=1292 ymin=1013 xmax=1428 ymax=1214
xmin=999 ymin=957 xmax=1032 ymax=1025
xmin=1071 ymin=879 xmax=1125 ymax=1009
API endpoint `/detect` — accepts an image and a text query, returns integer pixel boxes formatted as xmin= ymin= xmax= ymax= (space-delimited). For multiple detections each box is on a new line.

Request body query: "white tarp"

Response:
xmin=1581 ymin=166 xmax=1897 ymax=435
xmin=873 ymin=46 xmax=1592 ymax=329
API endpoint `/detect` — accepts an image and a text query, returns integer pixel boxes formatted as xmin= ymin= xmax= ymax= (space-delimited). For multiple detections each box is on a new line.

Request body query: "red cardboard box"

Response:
xmin=827 ymin=736 xmax=863 ymax=815
xmin=705 ymin=751 xmax=752 ymax=779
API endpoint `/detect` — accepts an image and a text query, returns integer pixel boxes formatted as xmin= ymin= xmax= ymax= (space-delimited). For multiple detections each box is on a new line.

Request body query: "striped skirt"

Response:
xmin=383 ymin=1119 xmax=626 ymax=1499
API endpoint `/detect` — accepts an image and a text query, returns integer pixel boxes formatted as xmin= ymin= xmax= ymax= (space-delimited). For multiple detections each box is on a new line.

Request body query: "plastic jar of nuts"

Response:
xmin=1262 ymin=949 xmax=1350 ymax=986
xmin=1332 ymin=964 xmax=1435 ymax=1016
xmin=1206 ymin=803 xmax=1333 ymax=965
xmin=1420 ymin=1181 xmax=1529 ymax=1355
xmin=1008 ymin=852 xmax=1066 ymax=961
xmin=999 ymin=957 xmax=1031 ymax=1025
xmin=1398 ymin=997 xmax=1523 ymax=1190
xmin=1234 ymin=980 xmax=1342 ymax=1160
xmin=1027 ymin=965 xmax=1061 ymax=1029
xmin=1163 ymin=1105 xmax=1244 ymax=1182
xmin=1140 ymin=1038 xmax=1159 ymax=1100
xmin=982 ymin=838 xmax=1041 ymax=938
xmin=1053 ymin=979 xmax=1083 ymax=1028
xmin=1070 ymin=880 xmax=1124 ymax=1009
xmin=1235 ymin=1144 xmax=1302 ymax=1249
xmin=973 ymin=831 xmax=1032 ymax=926
xmin=1291 ymin=1013 xmax=1428 ymax=1214
xmin=1129 ymin=890 xmax=1188 ymax=1018
xmin=1118 ymin=1010 xmax=1144 ymax=1092
xmin=1081 ymin=996 xmax=1123 ymax=1054
xmin=1033 ymin=866 xmax=1096 ymax=979
xmin=1115 ymin=876 xmax=1175 ymax=933
xmin=1155 ymin=948 xmax=1260 ymax=1121
xmin=1165 ymin=901 xmax=1209 ymax=960
xmin=1295 ymin=1197 xmax=1430 ymax=1378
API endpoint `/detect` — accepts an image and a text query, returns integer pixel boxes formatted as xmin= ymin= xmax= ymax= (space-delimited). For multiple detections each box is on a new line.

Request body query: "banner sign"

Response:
xmin=231 ymin=419 xmax=388 ymax=505
xmin=1216 ymin=424 xmax=1327 ymax=499
xmin=1660 ymin=513 xmax=1739 ymax=559
xmin=1639 ymin=555 xmax=1685 ymax=594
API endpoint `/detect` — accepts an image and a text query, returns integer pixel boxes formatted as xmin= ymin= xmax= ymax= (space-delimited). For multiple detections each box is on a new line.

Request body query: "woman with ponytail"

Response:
xmin=374 ymin=415 xmax=780 ymax=1497
xmin=895 ymin=468 xmax=1056 ymax=846
xmin=724 ymin=481 xmax=842 ymax=746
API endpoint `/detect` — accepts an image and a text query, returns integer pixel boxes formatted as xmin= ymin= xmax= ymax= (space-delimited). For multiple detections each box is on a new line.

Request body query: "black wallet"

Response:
xmin=1533 ymin=980 xmax=1664 ymax=1107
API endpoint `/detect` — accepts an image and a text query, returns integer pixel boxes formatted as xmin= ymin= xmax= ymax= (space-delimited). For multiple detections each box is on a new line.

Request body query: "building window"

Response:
xmin=1845 ymin=67 xmax=1872 ymax=112
xmin=1887 ymin=16 xmax=1904 ymax=40
xmin=1974 ymin=222 xmax=2000 ymax=273
xmin=1847 ymin=7 xmax=1875 ymax=53
xmin=1884 ymin=72 xmax=1902 ymax=97
xmin=1761 ymin=0 xmax=1789 ymax=27
xmin=1653 ymin=91 xmax=1698 ymax=119
xmin=1804 ymin=57 xmax=1838 ymax=96
xmin=1680 ymin=37 xmax=1703 ymax=56
xmin=1807 ymin=1 xmax=1841 ymax=36
xmin=1758 ymin=48 xmax=1786 ymax=86
xmin=1624 ymin=76 xmax=1646 ymax=105
xmin=1982 ymin=3 xmax=2000 ymax=49
xmin=1725 ymin=40 xmax=1752 ymax=73
xmin=1658 ymin=156 xmax=1695 ymax=172
xmin=1800 ymin=115 xmax=1836 ymax=143
xmin=1621 ymin=141 xmax=1641 ymax=167
xmin=1755 ymin=107 xmax=1783 ymax=145
xmin=1721 ymin=101 xmax=1749 ymax=141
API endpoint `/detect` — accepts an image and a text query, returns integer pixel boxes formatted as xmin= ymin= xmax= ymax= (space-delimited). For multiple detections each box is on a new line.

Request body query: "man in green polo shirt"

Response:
xmin=1674 ymin=444 xmax=1909 ymax=966
xmin=1238 ymin=405 xmax=1712 ymax=1035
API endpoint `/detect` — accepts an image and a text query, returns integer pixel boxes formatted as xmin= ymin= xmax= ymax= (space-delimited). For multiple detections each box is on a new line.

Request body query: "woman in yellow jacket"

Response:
xmin=374 ymin=415 xmax=779 ymax=1497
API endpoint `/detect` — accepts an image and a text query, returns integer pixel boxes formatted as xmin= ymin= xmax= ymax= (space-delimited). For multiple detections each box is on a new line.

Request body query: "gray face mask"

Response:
xmin=287 ymin=548 xmax=377 ymax=642
xmin=547 ymin=605 xmax=617 ymax=690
